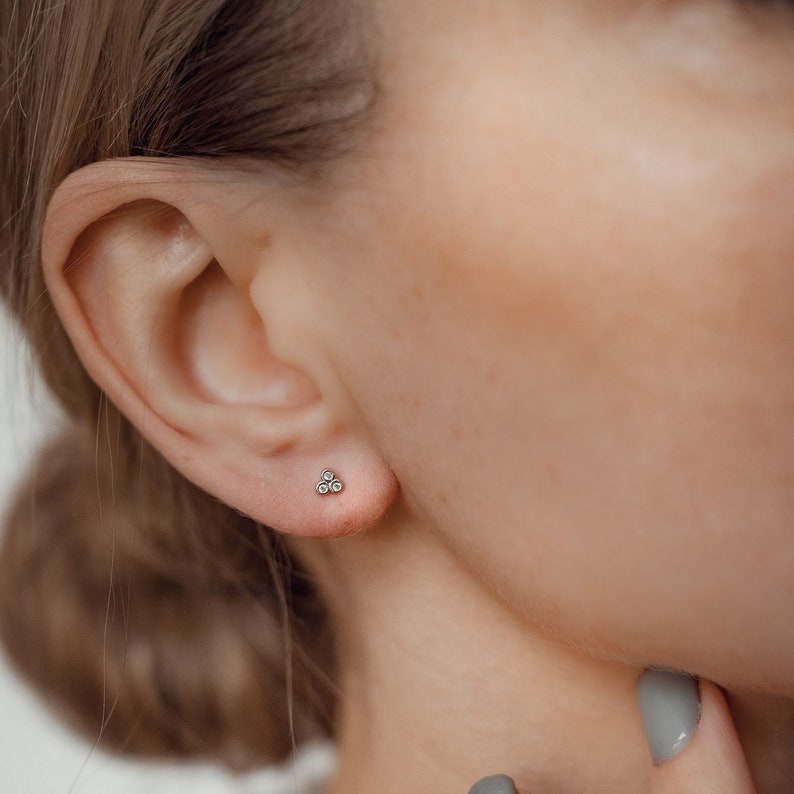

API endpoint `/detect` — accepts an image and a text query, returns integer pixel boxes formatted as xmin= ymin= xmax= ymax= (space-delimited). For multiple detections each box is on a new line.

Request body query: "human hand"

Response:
xmin=468 ymin=670 xmax=757 ymax=794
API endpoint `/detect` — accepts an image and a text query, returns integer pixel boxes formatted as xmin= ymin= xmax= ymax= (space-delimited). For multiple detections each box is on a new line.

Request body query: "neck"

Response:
xmin=303 ymin=515 xmax=794 ymax=793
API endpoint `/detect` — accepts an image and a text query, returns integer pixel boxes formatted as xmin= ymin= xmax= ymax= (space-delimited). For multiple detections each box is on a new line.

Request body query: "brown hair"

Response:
xmin=0 ymin=0 xmax=376 ymax=770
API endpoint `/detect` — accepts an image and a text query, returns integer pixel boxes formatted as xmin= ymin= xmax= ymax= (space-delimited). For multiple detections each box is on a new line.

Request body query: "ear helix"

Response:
xmin=316 ymin=469 xmax=344 ymax=495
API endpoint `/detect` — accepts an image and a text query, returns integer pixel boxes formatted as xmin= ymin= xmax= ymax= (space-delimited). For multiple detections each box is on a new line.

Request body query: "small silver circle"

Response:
xmin=322 ymin=470 xmax=335 ymax=482
xmin=316 ymin=482 xmax=330 ymax=495
xmin=331 ymin=480 xmax=343 ymax=493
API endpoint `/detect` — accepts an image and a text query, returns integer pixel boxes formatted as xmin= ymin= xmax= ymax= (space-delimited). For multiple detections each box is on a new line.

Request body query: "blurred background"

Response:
xmin=0 ymin=307 xmax=334 ymax=793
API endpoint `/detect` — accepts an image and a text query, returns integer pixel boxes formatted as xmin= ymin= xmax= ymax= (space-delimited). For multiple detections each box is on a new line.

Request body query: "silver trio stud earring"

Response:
xmin=316 ymin=469 xmax=344 ymax=495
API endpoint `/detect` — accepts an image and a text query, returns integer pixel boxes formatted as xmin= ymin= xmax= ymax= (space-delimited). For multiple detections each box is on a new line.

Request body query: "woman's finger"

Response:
xmin=639 ymin=670 xmax=757 ymax=794
xmin=468 ymin=671 xmax=757 ymax=794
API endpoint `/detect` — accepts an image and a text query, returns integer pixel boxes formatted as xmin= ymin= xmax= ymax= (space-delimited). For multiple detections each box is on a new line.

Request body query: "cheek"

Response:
xmin=316 ymin=44 xmax=794 ymax=694
xmin=324 ymin=182 xmax=794 ymax=696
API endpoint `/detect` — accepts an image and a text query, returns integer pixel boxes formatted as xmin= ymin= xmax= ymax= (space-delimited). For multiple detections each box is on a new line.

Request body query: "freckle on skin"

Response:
xmin=546 ymin=463 xmax=561 ymax=486
xmin=484 ymin=365 xmax=499 ymax=384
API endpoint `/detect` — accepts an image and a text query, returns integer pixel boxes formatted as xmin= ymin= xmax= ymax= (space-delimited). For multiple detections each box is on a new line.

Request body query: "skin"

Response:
xmin=329 ymin=0 xmax=794 ymax=693
xmin=306 ymin=2 xmax=794 ymax=788
xmin=40 ymin=0 xmax=794 ymax=790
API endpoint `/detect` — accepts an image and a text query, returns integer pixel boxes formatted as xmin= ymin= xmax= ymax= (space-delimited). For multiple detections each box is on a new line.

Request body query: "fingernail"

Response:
xmin=637 ymin=668 xmax=701 ymax=765
xmin=468 ymin=774 xmax=517 ymax=794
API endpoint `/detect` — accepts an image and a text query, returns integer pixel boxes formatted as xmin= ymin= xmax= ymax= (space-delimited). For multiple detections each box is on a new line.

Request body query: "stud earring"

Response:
xmin=316 ymin=469 xmax=344 ymax=495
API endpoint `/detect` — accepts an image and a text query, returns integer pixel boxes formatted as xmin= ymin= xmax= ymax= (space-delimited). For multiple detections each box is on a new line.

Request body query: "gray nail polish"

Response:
xmin=637 ymin=668 xmax=701 ymax=765
xmin=468 ymin=774 xmax=517 ymax=794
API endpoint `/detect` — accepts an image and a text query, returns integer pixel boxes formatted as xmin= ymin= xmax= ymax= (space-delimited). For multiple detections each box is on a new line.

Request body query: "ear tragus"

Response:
xmin=178 ymin=260 xmax=321 ymax=410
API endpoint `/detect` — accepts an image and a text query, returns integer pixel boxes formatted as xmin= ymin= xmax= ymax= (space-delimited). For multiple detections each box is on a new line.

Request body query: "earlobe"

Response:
xmin=42 ymin=159 xmax=397 ymax=539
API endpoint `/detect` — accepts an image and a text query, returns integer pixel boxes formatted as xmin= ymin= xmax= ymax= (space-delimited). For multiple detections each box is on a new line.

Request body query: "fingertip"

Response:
xmin=468 ymin=774 xmax=517 ymax=794
xmin=646 ymin=678 xmax=756 ymax=793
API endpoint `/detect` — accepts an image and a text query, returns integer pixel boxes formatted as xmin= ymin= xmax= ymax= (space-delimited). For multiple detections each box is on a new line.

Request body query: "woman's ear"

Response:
xmin=42 ymin=158 xmax=396 ymax=538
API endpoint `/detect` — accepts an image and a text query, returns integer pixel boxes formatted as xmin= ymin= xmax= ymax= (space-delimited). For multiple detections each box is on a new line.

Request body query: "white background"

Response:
xmin=0 ymin=308 xmax=334 ymax=793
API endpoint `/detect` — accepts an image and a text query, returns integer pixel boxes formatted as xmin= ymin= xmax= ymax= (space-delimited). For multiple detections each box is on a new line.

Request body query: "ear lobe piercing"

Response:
xmin=316 ymin=469 xmax=344 ymax=495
